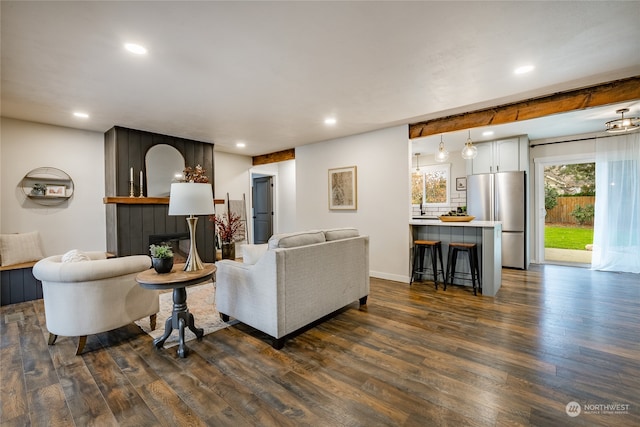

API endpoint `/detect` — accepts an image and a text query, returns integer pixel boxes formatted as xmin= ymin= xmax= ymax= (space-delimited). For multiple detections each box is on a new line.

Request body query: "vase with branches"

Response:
xmin=182 ymin=165 xmax=209 ymax=183
xmin=210 ymin=212 xmax=244 ymax=259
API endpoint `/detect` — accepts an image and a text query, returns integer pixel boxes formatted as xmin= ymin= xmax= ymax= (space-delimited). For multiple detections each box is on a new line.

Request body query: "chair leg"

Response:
xmin=417 ymin=245 xmax=425 ymax=281
xmin=272 ymin=337 xmax=286 ymax=350
xmin=75 ymin=336 xmax=87 ymax=355
xmin=437 ymin=244 xmax=445 ymax=287
xmin=430 ymin=247 xmax=438 ymax=289
xmin=469 ymin=251 xmax=477 ymax=296
xmin=445 ymin=247 xmax=454 ymax=290
xmin=410 ymin=245 xmax=419 ymax=286
xmin=150 ymin=313 xmax=157 ymax=331
xmin=48 ymin=333 xmax=58 ymax=346
xmin=474 ymin=249 xmax=482 ymax=292
xmin=449 ymin=248 xmax=459 ymax=287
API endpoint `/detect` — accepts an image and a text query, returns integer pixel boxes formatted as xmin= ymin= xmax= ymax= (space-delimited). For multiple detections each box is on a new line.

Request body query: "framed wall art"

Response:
xmin=329 ymin=166 xmax=357 ymax=210
xmin=456 ymin=177 xmax=467 ymax=191
xmin=45 ymin=185 xmax=66 ymax=197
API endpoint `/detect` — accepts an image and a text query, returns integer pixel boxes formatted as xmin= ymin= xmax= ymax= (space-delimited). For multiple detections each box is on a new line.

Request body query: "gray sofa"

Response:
xmin=215 ymin=228 xmax=370 ymax=349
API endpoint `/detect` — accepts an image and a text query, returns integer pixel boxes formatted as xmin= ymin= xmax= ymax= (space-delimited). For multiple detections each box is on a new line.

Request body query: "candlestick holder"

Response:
xmin=129 ymin=180 xmax=135 ymax=197
xmin=139 ymin=171 xmax=145 ymax=197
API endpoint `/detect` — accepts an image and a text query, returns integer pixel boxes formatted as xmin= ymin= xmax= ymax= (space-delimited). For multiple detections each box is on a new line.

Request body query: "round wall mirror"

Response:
xmin=145 ymin=144 xmax=185 ymax=197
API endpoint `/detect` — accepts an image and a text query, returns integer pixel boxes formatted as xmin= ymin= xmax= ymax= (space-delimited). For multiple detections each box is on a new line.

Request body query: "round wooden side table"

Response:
xmin=136 ymin=263 xmax=216 ymax=358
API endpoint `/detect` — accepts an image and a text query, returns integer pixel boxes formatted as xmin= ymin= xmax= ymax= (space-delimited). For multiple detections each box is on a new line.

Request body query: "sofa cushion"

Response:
xmin=0 ymin=231 xmax=45 ymax=267
xmin=324 ymin=228 xmax=359 ymax=241
xmin=61 ymin=249 xmax=91 ymax=263
xmin=242 ymin=244 xmax=268 ymax=265
xmin=268 ymin=230 xmax=326 ymax=249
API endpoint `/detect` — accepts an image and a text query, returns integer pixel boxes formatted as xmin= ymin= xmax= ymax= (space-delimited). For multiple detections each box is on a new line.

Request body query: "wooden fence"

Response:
xmin=546 ymin=196 xmax=595 ymax=225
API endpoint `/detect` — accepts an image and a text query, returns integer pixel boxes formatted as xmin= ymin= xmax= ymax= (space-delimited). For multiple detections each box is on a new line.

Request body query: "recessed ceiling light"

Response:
xmin=324 ymin=117 xmax=337 ymax=125
xmin=124 ymin=43 xmax=147 ymax=55
xmin=482 ymin=131 xmax=494 ymax=137
xmin=73 ymin=111 xmax=89 ymax=118
xmin=236 ymin=142 xmax=246 ymax=148
xmin=514 ymin=65 xmax=534 ymax=75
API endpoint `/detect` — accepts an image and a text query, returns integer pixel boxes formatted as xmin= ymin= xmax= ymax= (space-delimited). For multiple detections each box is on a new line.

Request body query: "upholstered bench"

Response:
xmin=0 ymin=261 xmax=42 ymax=306
xmin=0 ymin=231 xmax=45 ymax=306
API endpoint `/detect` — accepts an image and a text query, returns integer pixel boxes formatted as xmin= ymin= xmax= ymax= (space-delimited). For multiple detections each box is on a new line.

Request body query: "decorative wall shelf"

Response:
xmin=21 ymin=167 xmax=74 ymax=206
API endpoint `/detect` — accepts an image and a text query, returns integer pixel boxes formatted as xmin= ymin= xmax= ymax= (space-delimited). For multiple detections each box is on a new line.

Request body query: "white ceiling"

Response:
xmin=2 ymin=1 xmax=639 ymax=157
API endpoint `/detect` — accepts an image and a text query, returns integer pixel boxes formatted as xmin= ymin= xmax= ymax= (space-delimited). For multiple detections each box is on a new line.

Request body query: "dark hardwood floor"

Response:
xmin=1 ymin=264 xmax=639 ymax=426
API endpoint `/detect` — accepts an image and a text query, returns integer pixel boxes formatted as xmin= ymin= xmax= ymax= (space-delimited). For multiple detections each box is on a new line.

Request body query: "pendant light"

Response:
xmin=605 ymin=108 xmax=640 ymax=133
xmin=461 ymin=130 xmax=478 ymax=160
xmin=414 ymin=152 xmax=421 ymax=172
xmin=435 ymin=135 xmax=449 ymax=162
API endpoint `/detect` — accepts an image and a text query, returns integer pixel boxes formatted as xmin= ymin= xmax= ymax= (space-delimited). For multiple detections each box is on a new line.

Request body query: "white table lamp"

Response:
xmin=168 ymin=182 xmax=215 ymax=271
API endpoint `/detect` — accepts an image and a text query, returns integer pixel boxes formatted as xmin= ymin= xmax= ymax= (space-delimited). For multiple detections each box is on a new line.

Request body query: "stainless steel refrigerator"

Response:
xmin=467 ymin=171 xmax=526 ymax=269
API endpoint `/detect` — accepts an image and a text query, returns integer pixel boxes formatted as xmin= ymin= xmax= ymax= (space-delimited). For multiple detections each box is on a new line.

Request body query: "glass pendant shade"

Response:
xmin=461 ymin=131 xmax=478 ymax=160
xmin=435 ymin=136 xmax=449 ymax=162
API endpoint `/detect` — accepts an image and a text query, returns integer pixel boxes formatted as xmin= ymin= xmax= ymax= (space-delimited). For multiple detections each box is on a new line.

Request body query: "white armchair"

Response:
xmin=32 ymin=251 xmax=159 ymax=355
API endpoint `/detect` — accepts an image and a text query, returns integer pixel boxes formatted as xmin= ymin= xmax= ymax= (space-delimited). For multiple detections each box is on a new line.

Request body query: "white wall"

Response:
xmin=0 ymin=118 xmax=419 ymax=282
xmin=295 ymin=125 xmax=411 ymax=282
xmin=213 ymin=153 xmax=298 ymax=244
xmin=213 ymin=151 xmax=252 ymax=204
xmin=246 ymin=159 xmax=297 ymax=242
xmin=250 ymin=160 xmax=297 ymax=236
xmin=1 ymin=118 xmax=106 ymax=256
xmin=275 ymin=159 xmax=296 ymax=233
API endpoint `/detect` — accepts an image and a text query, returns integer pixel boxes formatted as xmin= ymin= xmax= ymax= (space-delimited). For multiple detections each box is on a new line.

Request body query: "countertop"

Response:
xmin=410 ymin=219 xmax=502 ymax=228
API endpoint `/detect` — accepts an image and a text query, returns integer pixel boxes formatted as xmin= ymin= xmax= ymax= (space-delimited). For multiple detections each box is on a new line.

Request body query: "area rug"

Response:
xmin=135 ymin=282 xmax=236 ymax=348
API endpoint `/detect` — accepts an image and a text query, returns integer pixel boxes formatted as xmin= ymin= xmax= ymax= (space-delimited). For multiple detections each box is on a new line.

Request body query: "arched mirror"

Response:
xmin=145 ymin=144 xmax=185 ymax=197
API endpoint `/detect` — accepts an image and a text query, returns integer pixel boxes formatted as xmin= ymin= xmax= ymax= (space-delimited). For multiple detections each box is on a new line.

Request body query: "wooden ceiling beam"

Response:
xmin=252 ymin=148 xmax=295 ymax=166
xmin=409 ymin=76 xmax=640 ymax=139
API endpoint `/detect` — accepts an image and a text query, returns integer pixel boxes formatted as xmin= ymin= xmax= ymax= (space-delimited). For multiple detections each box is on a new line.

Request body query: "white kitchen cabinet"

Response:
xmin=468 ymin=136 xmax=529 ymax=175
xmin=471 ymin=143 xmax=493 ymax=174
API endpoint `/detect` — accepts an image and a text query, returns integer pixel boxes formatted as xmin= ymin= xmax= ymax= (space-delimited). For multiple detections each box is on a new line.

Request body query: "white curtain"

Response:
xmin=592 ymin=132 xmax=640 ymax=273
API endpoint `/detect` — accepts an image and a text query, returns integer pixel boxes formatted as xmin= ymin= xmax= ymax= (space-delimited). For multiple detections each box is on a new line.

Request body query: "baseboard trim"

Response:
xmin=369 ymin=270 xmax=409 ymax=284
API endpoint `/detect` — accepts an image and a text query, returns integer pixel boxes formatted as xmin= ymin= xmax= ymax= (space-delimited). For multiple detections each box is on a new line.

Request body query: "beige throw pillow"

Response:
xmin=0 ymin=231 xmax=45 ymax=266
xmin=242 ymin=244 xmax=268 ymax=265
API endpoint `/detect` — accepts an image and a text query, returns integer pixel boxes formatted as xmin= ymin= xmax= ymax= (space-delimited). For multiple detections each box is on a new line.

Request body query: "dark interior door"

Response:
xmin=252 ymin=176 xmax=273 ymax=243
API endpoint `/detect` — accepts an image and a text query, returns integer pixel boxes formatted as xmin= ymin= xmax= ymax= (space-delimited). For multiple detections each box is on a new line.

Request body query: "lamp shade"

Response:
xmin=168 ymin=183 xmax=214 ymax=216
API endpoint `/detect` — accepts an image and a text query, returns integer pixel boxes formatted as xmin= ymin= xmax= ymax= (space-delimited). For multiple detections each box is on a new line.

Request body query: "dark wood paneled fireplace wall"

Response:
xmin=104 ymin=126 xmax=215 ymax=262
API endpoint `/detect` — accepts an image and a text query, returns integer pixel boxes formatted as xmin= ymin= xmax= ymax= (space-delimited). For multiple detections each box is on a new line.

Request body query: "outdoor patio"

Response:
xmin=545 ymin=247 xmax=592 ymax=265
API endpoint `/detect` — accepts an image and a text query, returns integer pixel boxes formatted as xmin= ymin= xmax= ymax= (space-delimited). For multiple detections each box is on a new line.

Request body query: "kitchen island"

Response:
xmin=410 ymin=219 xmax=502 ymax=296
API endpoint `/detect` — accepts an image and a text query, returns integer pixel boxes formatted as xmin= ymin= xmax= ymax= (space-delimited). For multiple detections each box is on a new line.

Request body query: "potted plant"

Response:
xmin=210 ymin=212 xmax=244 ymax=259
xmin=149 ymin=243 xmax=174 ymax=273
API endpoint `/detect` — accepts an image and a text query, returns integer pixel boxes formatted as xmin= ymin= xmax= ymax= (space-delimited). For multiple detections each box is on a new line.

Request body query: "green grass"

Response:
xmin=545 ymin=226 xmax=594 ymax=250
